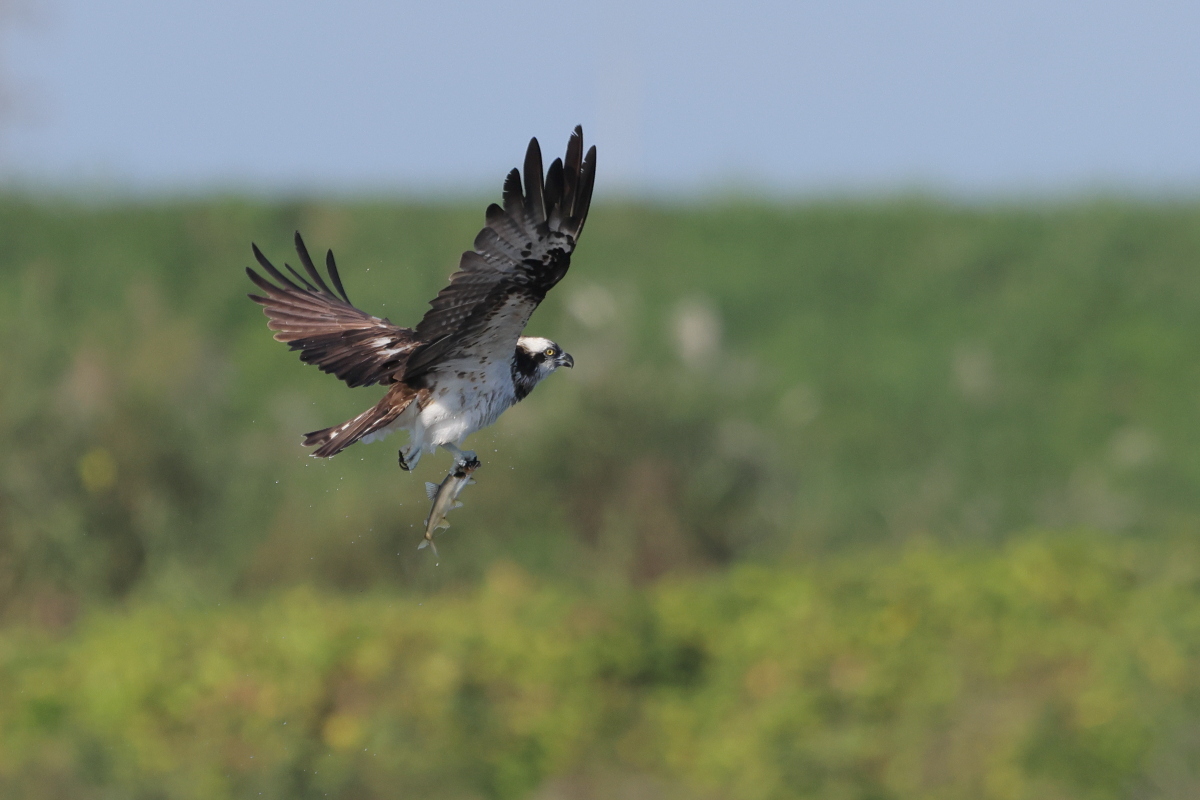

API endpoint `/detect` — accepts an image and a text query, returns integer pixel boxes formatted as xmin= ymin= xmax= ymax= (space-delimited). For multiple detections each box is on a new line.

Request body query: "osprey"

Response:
xmin=247 ymin=127 xmax=596 ymax=471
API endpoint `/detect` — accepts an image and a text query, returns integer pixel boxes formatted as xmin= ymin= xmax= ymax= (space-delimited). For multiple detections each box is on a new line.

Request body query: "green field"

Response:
xmin=2 ymin=197 xmax=1200 ymax=797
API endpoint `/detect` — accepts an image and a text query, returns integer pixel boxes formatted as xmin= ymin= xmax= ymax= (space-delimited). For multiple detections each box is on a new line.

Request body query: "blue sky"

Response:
xmin=2 ymin=0 xmax=1198 ymax=195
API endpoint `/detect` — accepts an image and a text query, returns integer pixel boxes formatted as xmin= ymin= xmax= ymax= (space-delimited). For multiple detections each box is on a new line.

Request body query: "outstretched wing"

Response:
xmin=246 ymin=232 xmax=418 ymax=388
xmin=403 ymin=126 xmax=596 ymax=379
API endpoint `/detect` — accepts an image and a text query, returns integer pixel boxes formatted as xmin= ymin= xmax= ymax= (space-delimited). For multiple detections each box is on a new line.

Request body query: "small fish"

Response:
xmin=418 ymin=459 xmax=480 ymax=557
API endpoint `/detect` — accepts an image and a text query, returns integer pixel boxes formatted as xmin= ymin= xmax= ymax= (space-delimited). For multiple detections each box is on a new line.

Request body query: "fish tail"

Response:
xmin=418 ymin=538 xmax=439 ymax=558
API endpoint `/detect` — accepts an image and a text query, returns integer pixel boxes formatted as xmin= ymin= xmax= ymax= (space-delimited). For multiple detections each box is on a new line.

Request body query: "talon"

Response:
xmin=462 ymin=457 xmax=481 ymax=471
xmin=398 ymin=449 xmax=412 ymax=471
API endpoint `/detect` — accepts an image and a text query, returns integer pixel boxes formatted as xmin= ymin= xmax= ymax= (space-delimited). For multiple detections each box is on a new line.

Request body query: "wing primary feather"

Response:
xmin=252 ymin=243 xmax=303 ymax=290
xmin=544 ymin=158 xmax=565 ymax=223
xmin=574 ymin=145 xmax=597 ymax=235
xmin=293 ymin=231 xmax=335 ymax=297
xmin=283 ymin=263 xmax=319 ymax=292
xmin=246 ymin=263 xmax=300 ymax=297
xmin=523 ymin=137 xmax=546 ymax=225
xmin=562 ymin=127 xmax=583 ymax=217
xmin=245 ymin=266 xmax=274 ymax=294
xmin=502 ymin=168 xmax=525 ymax=221
xmin=326 ymin=249 xmax=351 ymax=304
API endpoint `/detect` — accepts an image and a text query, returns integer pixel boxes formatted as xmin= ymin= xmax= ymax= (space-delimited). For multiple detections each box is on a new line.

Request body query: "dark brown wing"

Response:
xmin=246 ymin=232 xmax=418 ymax=388
xmin=403 ymin=126 xmax=596 ymax=379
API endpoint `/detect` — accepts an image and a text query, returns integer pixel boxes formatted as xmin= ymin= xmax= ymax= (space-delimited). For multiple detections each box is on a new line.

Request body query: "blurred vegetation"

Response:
xmin=5 ymin=537 xmax=1200 ymax=799
xmin=1 ymin=196 xmax=1200 ymax=796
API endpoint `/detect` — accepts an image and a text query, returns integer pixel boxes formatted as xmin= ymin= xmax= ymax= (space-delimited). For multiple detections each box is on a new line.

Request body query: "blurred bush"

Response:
xmin=3 ymin=535 xmax=1200 ymax=799
xmin=3 ymin=198 xmax=1200 ymax=613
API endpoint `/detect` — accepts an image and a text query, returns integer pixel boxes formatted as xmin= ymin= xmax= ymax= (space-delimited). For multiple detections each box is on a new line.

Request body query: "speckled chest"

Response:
xmin=419 ymin=357 xmax=518 ymax=435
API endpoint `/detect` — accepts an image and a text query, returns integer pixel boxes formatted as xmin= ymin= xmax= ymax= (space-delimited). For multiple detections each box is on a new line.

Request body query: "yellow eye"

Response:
xmin=544 ymin=348 xmax=556 ymax=357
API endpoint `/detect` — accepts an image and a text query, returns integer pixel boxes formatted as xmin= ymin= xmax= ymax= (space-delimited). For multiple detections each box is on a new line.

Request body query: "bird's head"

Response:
xmin=513 ymin=336 xmax=573 ymax=400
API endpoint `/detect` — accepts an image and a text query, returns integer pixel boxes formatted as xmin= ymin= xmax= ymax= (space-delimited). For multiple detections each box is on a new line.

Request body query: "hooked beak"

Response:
xmin=558 ymin=352 xmax=574 ymax=369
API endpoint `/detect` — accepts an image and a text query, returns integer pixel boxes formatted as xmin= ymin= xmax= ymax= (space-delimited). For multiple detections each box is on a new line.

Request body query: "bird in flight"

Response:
xmin=247 ymin=127 xmax=596 ymax=472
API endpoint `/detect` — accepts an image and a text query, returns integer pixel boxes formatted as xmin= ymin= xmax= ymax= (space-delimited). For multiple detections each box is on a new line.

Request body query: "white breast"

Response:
xmin=412 ymin=357 xmax=517 ymax=452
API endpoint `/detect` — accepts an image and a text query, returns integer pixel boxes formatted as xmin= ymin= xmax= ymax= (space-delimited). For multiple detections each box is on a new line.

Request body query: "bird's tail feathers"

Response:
xmin=303 ymin=394 xmax=411 ymax=458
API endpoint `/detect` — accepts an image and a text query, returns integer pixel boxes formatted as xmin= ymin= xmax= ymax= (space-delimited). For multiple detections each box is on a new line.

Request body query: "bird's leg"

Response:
xmin=398 ymin=445 xmax=421 ymax=472
xmin=443 ymin=443 xmax=480 ymax=470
